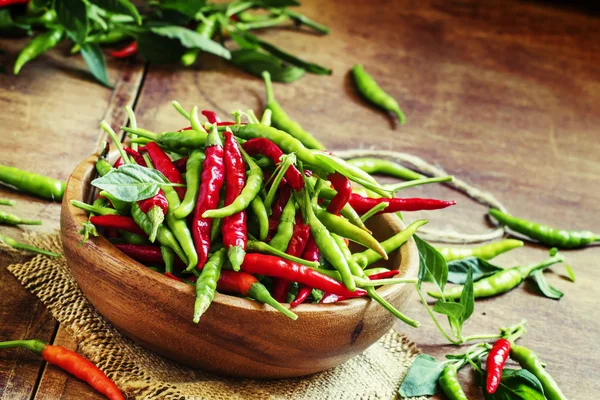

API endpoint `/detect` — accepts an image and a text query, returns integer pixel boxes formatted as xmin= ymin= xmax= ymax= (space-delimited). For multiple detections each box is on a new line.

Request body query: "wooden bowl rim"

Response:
xmin=63 ymin=152 xmax=419 ymax=313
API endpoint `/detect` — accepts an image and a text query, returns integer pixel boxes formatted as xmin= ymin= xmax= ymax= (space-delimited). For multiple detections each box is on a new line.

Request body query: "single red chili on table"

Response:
xmin=486 ymin=338 xmax=511 ymax=394
xmin=327 ymin=172 xmax=351 ymax=215
xmin=145 ymin=141 xmax=186 ymax=200
xmin=241 ymin=253 xmax=365 ymax=297
xmin=0 ymin=340 xmax=124 ymax=400
xmin=90 ymin=215 xmax=146 ymax=236
xmin=192 ymin=127 xmax=225 ymax=268
xmin=242 ymin=138 xmax=304 ymax=191
xmin=222 ymin=130 xmax=248 ymax=270
xmin=348 ymin=193 xmax=456 ymax=214
xmin=272 ymin=223 xmax=311 ymax=302
xmin=109 ymin=41 xmax=138 ymax=58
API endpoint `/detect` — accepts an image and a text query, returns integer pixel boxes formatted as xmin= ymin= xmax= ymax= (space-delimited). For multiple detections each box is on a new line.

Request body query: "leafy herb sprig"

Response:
xmin=1 ymin=0 xmax=330 ymax=86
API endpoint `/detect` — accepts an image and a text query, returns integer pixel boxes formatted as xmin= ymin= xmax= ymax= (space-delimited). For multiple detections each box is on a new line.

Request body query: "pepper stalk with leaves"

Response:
xmin=0 ymin=0 xmax=331 ymax=86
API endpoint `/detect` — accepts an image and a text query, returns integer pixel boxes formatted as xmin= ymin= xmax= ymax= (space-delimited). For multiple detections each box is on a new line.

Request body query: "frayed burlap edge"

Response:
xmin=5 ymin=232 xmax=425 ymax=400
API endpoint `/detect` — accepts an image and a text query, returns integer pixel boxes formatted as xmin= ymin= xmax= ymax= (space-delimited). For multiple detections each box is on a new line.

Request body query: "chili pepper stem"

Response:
xmin=366 ymin=287 xmax=419 ymax=327
xmin=517 ymin=254 xmax=565 ymax=277
xmin=122 ymin=127 xmax=159 ymax=141
xmin=228 ymin=245 xmax=246 ymax=272
xmin=0 ymin=339 xmax=46 ymax=353
xmin=416 ymin=286 xmax=461 ymax=344
xmin=71 ymin=200 xmax=118 ymax=216
xmin=0 ymin=234 xmax=61 ymax=258
xmin=247 ymin=283 xmax=298 ymax=320
xmin=357 ymin=278 xmax=418 ymax=287
xmin=146 ymin=206 xmax=164 ymax=243
xmin=383 ymin=176 xmax=454 ymax=192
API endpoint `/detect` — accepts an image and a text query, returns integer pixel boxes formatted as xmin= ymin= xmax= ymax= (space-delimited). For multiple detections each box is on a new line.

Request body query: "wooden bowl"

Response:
xmin=60 ymin=152 xmax=419 ymax=379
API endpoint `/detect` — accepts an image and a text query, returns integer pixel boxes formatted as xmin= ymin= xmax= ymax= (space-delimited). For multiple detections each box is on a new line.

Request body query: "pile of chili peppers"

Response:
xmin=73 ymin=95 xmax=457 ymax=325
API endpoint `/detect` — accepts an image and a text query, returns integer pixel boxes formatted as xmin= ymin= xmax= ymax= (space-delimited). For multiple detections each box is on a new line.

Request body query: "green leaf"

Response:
xmin=136 ymin=31 xmax=186 ymax=64
xmin=528 ymin=270 xmax=564 ymax=300
xmin=398 ymin=354 xmax=444 ymax=397
xmin=447 ymin=257 xmax=504 ymax=284
xmin=158 ymin=0 xmax=206 ymax=19
xmin=415 ymin=235 xmax=448 ymax=293
xmin=240 ymin=31 xmax=331 ymax=75
xmin=483 ymin=368 xmax=546 ymax=400
xmin=88 ymin=0 xmax=142 ymax=25
xmin=91 ymin=164 xmax=171 ymax=202
xmin=56 ymin=0 xmax=88 ymax=44
xmin=231 ymin=48 xmax=305 ymax=82
xmin=432 ymin=300 xmax=464 ymax=334
xmin=149 ymin=26 xmax=231 ymax=59
xmin=80 ymin=42 xmax=113 ymax=88
xmin=458 ymin=267 xmax=474 ymax=323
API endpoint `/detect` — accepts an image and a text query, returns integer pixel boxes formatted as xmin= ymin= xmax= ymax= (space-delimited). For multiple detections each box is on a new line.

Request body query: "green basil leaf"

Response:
xmin=29 ymin=0 xmax=51 ymax=12
xmin=415 ymin=235 xmax=448 ymax=293
xmin=241 ymin=31 xmax=331 ymax=75
xmin=136 ymin=31 xmax=186 ymax=64
xmin=158 ymin=0 xmax=206 ymax=19
xmin=398 ymin=354 xmax=444 ymax=397
xmin=91 ymin=164 xmax=171 ymax=202
xmin=255 ymin=0 xmax=299 ymax=6
xmin=88 ymin=0 xmax=142 ymax=25
xmin=149 ymin=26 xmax=231 ymax=59
xmin=80 ymin=42 xmax=113 ymax=88
xmin=0 ymin=9 xmax=15 ymax=31
xmin=56 ymin=0 xmax=88 ymax=44
xmin=447 ymin=257 xmax=504 ymax=284
xmin=483 ymin=368 xmax=546 ymax=400
xmin=528 ymin=270 xmax=564 ymax=300
xmin=458 ymin=267 xmax=474 ymax=323
xmin=229 ymin=30 xmax=259 ymax=50
xmin=231 ymin=48 xmax=305 ymax=82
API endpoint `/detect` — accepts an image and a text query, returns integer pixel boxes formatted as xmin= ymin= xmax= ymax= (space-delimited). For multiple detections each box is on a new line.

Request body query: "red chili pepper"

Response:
xmin=164 ymin=271 xmax=182 ymax=282
xmin=145 ymin=142 xmax=186 ymax=200
xmin=114 ymin=157 xmax=124 ymax=168
xmin=222 ymin=130 xmax=247 ymax=270
xmin=109 ymin=41 xmax=138 ymax=58
xmin=90 ymin=215 xmax=146 ymax=236
xmin=270 ymin=185 xmax=292 ymax=220
xmin=367 ymin=270 xmax=399 ymax=280
xmin=179 ymin=126 xmax=193 ymax=132
xmin=290 ymin=234 xmax=321 ymax=308
xmin=137 ymin=189 xmax=168 ymax=215
xmin=327 ymin=172 xmax=351 ymax=215
xmin=0 ymin=0 xmax=29 ymax=6
xmin=123 ymin=146 xmax=145 ymax=165
xmin=486 ymin=338 xmax=511 ymax=394
xmin=272 ymin=223 xmax=310 ymax=302
xmin=241 ymin=253 xmax=365 ymax=297
xmin=201 ymin=110 xmax=221 ymax=124
xmin=348 ymin=194 xmax=456 ymax=214
xmin=192 ymin=128 xmax=225 ymax=268
xmin=242 ymin=138 xmax=304 ymax=191
xmin=174 ymin=156 xmax=189 ymax=173
xmin=0 ymin=340 xmax=124 ymax=400
xmin=114 ymin=243 xmax=184 ymax=268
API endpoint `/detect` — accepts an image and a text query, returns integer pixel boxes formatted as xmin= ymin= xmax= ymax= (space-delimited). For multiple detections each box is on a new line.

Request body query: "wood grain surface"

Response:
xmin=1 ymin=0 xmax=599 ymax=398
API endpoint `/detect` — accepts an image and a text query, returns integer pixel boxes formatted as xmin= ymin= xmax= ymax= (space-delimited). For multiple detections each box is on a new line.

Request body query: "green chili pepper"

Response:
xmin=298 ymin=190 xmax=355 ymax=292
xmin=439 ymin=364 xmax=468 ymax=400
xmin=162 ymin=185 xmax=199 ymax=270
xmin=260 ymin=109 xmax=272 ymax=126
xmin=0 ymin=210 xmax=41 ymax=226
xmin=96 ymin=157 xmax=113 ymax=177
xmin=247 ymin=240 xmax=319 ymax=268
xmin=0 ymin=234 xmax=61 ymax=258
xmin=71 ymin=200 xmax=119 ymax=216
xmin=437 ymin=239 xmax=524 ymax=262
xmin=210 ymin=198 xmax=225 ymax=243
xmin=131 ymin=202 xmax=188 ymax=265
xmin=428 ymin=253 xmax=565 ymax=300
xmin=346 ymin=158 xmax=423 ymax=181
xmin=119 ymin=230 xmax=150 ymax=245
xmin=250 ymin=196 xmax=269 ymax=241
xmin=193 ymin=247 xmax=226 ymax=323
xmin=14 ymin=29 xmax=64 ymax=75
xmin=263 ymin=154 xmax=295 ymax=212
xmin=123 ymin=127 xmax=208 ymax=150
xmin=352 ymin=219 xmax=427 ymax=268
xmin=0 ymin=199 xmax=16 ymax=206
xmin=202 ymin=147 xmax=263 ymax=219
xmin=161 ymin=245 xmax=175 ymax=274
xmin=278 ymin=9 xmax=330 ymax=34
xmin=510 ymin=345 xmax=566 ymax=400
xmin=173 ymin=150 xmax=205 ymax=219
xmin=268 ymin=197 xmax=296 ymax=251
xmin=0 ymin=164 xmax=66 ymax=201
xmin=313 ymin=204 xmax=387 ymax=259
xmin=489 ymin=208 xmax=599 ymax=248
xmin=359 ymin=201 xmax=388 ymax=222
xmin=351 ymin=64 xmax=406 ymax=124
xmin=235 ymin=13 xmax=289 ymax=31
xmin=181 ymin=14 xmax=219 ymax=66
xmin=71 ymin=31 xmax=129 ymax=54
xmin=98 ymin=191 xmax=130 ymax=215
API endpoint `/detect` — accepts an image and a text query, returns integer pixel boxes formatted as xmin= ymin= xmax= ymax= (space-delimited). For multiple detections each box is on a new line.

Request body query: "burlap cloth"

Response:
xmin=4 ymin=233 xmax=425 ymax=400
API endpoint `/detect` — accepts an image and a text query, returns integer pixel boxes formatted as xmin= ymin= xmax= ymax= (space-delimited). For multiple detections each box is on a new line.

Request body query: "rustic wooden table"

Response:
xmin=1 ymin=0 xmax=599 ymax=398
